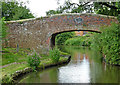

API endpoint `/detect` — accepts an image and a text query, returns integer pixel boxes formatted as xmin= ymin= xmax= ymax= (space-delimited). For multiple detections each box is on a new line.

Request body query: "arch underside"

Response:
xmin=50 ymin=29 xmax=101 ymax=48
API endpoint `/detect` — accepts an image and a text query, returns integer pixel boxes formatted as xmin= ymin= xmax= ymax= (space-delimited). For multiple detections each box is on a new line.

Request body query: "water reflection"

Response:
xmin=20 ymin=67 xmax=58 ymax=83
xmin=19 ymin=46 xmax=120 ymax=83
xmin=58 ymin=54 xmax=90 ymax=83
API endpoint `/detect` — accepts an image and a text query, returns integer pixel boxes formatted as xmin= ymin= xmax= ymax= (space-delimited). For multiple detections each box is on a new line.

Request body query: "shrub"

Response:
xmin=49 ymin=48 xmax=60 ymax=63
xmin=27 ymin=51 xmax=40 ymax=69
xmin=0 ymin=17 xmax=8 ymax=39
xmin=2 ymin=75 xmax=13 ymax=84
xmin=91 ymin=23 xmax=120 ymax=65
xmin=55 ymin=32 xmax=75 ymax=45
xmin=65 ymin=36 xmax=91 ymax=46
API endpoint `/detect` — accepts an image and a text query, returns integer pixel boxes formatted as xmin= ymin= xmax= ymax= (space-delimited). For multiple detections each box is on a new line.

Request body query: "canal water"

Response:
xmin=19 ymin=46 xmax=120 ymax=83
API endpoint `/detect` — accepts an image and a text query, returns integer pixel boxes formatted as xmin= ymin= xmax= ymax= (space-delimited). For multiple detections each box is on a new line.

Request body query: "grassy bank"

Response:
xmin=2 ymin=47 xmax=31 ymax=66
xmin=1 ymin=48 xmax=70 ymax=84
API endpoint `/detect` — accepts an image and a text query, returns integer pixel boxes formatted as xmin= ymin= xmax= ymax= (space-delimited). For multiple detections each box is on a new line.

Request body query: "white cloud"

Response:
xmin=26 ymin=0 xmax=59 ymax=17
xmin=20 ymin=0 xmax=79 ymax=17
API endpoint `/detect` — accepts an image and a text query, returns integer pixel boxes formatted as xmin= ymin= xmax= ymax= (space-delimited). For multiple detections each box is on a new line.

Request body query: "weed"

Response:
xmin=49 ymin=48 xmax=60 ymax=63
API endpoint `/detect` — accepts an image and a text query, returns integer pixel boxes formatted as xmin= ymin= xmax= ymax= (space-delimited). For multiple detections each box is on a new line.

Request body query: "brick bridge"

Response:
xmin=5 ymin=13 xmax=118 ymax=53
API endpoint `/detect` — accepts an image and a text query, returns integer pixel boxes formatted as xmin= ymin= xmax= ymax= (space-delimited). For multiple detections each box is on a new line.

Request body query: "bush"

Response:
xmin=49 ymin=48 xmax=60 ymax=63
xmin=2 ymin=75 xmax=13 ymax=84
xmin=55 ymin=32 xmax=75 ymax=45
xmin=27 ymin=51 xmax=40 ymax=69
xmin=91 ymin=23 xmax=120 ymax=65
xmin=0 ymin=17 xmax=8 ymax=39
xmin=65 ymin=36 xmax=91 ymax=46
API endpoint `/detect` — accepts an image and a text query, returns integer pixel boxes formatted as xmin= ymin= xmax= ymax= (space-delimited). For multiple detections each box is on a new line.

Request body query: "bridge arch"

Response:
xmin=50 ymin=30 xmax=101 ymax=48
xmin=5 ymin=13 xmax=118 ymax=52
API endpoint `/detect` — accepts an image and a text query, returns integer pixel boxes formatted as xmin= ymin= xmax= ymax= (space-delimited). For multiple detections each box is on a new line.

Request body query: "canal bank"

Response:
xmin=19 ymin=46 xmax=120 ymax=83
xmin=1 ymin=48 xmax=71 ymax=84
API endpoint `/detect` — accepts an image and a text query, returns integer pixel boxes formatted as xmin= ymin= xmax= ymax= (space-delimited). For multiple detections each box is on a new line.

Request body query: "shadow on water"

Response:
xmin=19 ymin=46 xmax=120 ymax=83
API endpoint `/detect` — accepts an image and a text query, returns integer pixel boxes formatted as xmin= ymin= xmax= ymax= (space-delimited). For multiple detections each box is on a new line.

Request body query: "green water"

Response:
xmin=19 ymin=46 xmax=120 ymax=83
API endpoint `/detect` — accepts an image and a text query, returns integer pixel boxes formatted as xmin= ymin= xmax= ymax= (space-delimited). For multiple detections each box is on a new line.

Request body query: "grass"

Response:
xmin=1 ymin=47 xmax=69 ymax=83
xmin=2 ymin=63 xmax=27 ymax=77
xmin=59 ymin=51 xmax=69 ymax=55
xmin=2 ymin=47 xmax=31 ymax=65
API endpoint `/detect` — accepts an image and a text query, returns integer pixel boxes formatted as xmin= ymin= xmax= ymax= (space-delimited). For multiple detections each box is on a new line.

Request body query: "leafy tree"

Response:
xmin=46 ymin=10 xmax=62 ymax=16
xmin=46 ymin=1 xmax=120 ymax=17
xmin=2 ymin=1 xmax=34 ymax=21
xmin=94 ymin=2 xmax=120 ymax=16
xmin=91 ymin=23 xmax=120 ymax=65
xmin=55 ymin=32 xmax=75 ymax=45
xmin=0 ymin=17 xmax=8 ymax=39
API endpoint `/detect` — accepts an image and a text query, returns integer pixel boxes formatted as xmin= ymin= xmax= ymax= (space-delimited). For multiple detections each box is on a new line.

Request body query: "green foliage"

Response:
xmin=47 ymin=1 xmax=120 ymax=19
xmin=55 ymin=32 xmax=75 ymax=45
xmin=46 ymin=10 xmax=62 ymax=16
xmin=0 ymin=17 xmax=8 ymax=39
xmin=49 ymin=48 xmax=60 ymax=63
xmin=2 ymin=1 xmax=34 ymax=21
xmin=117 ymin=14 xmax=120 ymax=23
xmin=27 ymin=51 xmax=40 ymax=69
xmin=2 ymin=48 xmax=31 ymax=65
xmin=94 ymin=2 xmax=120 ymax=17
xmin=91 ymin=23 xmax=120 ymax=65
xmin=2 ymin=53 xmax=18 ymax=65
xmin=2 ymin=75 xmax=13 ymax=84
xmin=65 ymin=35 xmax=91 ymax=46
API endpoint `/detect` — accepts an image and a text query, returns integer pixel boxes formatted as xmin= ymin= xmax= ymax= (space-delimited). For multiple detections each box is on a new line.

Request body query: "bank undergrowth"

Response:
xmin=65 ymin=34 xmax=91 ymax=46
xmin=58 ymin=23 xmax=120 ymax=65
xmin=2 ymin=47 xmax=69 ymax=84
xmin=91 ymin=23 xmax=120 ymax=65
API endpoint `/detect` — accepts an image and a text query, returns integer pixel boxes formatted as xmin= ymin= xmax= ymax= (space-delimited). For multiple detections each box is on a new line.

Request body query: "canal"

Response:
xmin=19 ymin=46 xmax=120 ymax=83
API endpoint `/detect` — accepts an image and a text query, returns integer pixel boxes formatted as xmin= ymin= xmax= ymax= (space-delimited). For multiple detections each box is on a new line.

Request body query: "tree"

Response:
xmin=55 ymin=32 xmax=75 ymax=45
xmin=0 ymin=17 xmax=8 ymax=47
xmin=46 ymin=0 xmax=120 ymax=17
xmin=94 ymin=2 xmax=120 ymax=16
xmin=0 ymin=17 xmax=8 ymax=39
xmin=2 ymin=1 xmax=34 ymax=21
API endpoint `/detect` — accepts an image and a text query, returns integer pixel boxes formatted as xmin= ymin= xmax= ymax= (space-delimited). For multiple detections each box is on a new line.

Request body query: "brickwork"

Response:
xmin=4 ymin=13 xmax=118 ymax=53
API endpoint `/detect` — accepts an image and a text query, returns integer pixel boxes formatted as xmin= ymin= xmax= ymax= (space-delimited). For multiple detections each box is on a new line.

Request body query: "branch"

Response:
xmin=99 ymin=2 xmax=118 ymax=10
xmin=70 ymin=2 xmax=90 ymax=7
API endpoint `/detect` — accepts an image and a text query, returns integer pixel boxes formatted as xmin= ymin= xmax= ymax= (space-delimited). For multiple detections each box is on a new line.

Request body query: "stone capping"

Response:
xmin=5 ymin=13 xmax=117 ymax=24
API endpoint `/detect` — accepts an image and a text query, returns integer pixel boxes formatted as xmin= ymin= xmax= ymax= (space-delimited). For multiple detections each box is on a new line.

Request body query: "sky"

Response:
xmin=20 ymin=0 xmax=79 ymax=17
